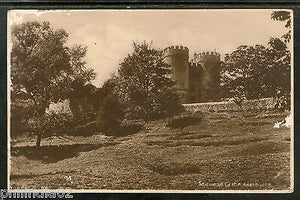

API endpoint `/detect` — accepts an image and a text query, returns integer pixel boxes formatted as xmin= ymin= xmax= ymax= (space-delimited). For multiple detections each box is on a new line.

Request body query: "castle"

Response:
xmin=48 ymin=45 xmax=222 ymax=117
xmin=163 ymin=45 xmax=221 ymax=104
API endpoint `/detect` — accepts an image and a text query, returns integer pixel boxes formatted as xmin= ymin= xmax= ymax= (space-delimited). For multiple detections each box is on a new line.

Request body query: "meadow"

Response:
xmin=10 ymin=109 xmax=291 ymax=191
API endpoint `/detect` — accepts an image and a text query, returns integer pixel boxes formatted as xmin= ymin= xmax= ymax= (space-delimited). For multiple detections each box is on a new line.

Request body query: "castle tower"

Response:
xmin=197 ymin=51 xmax=221 ymax=102
xmin=188 ymin=62 xmax=203 ymax=103
xmin=163 ymin=46 xmax=190 ymax=103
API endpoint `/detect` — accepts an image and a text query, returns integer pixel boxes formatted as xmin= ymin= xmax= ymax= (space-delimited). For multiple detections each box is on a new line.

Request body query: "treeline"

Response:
xmin=220 ymin=11 xmax=291 ymax=110
xmin=11 ymin=22 xmax=182 ymax=146
xmin=11 ymin=11 xmax=291 ymax=146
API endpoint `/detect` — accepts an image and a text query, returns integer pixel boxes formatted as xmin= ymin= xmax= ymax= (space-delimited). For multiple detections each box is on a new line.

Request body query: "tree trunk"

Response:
xmin=36 ymin=134 xmax=42 ymax=147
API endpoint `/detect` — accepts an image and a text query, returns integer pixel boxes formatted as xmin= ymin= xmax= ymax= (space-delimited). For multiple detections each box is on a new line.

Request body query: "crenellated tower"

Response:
xmin=194 ymin=51 xmax=221 ymax=102
xmin=188 ymin=61 xmax=203 ymax=103
xmin=163 ymin=45 xmax=190 ymax=103
xmin=163 ymin=45 xmax=221 ymax=103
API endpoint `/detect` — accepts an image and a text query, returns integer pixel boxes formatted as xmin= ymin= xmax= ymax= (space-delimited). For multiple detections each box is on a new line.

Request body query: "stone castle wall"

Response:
xmin=183 ymin=98 xmax=276 ymax=112
xmin=163 ymin=46 xmax=190 ymax=102
xmin=164 ymin=46 xmax=221 ymax=104
xmin=196 ymin=52 xmax=221 ymax=102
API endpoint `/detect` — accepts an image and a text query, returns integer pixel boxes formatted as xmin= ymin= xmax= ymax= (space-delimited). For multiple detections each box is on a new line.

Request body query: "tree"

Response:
xmin=27 ymin=111 xmax=73 ymax=145
xmin=11 ymin=21 xmax=95 ymax=146
xmin=270 ymin=11 xmax=292 ymax=111
xmin=97 ymin=92 xmax=125 ymax=134
xmin=271 ymin=11 xmax=291 ymax=43
xmin=221 ymin=42 xmax=290 ymax=100
xmin=116 ymin=41 xmax=182 ymax=120
xmin=225 ymin=85 xmax=246 ymax=109
xmin=93 ymin=74 xmax=119 ymax=111
xmin=91 ymin=75 xmax=125 ymax=134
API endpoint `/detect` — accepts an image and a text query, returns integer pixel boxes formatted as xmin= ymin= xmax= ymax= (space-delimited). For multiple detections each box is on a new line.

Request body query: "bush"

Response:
xmin=166 ymin=113 xmax=203 ymax=130
xmin=72 ymin=120 xmax=103 ymax=136
xmin=11 ymin=103 xmax=30 ymax=136
xmin=27 ymin=111 xmax=73 ymax=146
xmin=275 ymin=94 xmax=290 ymax=111
xmin=67 ymin=111 xmax=102 ymax=136
xmin=96 ymin=93 xmax=125 ymax=133
xmin=230 ymin=86 xmax=247 ymax=109
xmin=105 ymin=119 xmax=144 ymax=137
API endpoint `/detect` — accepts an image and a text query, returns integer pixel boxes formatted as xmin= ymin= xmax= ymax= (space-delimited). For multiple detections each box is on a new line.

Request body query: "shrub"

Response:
xmin=275 ymin=93 xmax=290 ymax=111
xmin=97 ymin=93 xmax=125 ymax=133
xmin=27 ymin=111 xmax=73 ymax=146
xmin=63 ymin=111 xmax=102 ymax=136
xmin=166 ymin=113 xmax=203 ymax=130
xmin=11 ymin=103 xmax=31 ymax=136
xmin=230 ymin=86 xmax=247 ymax=109
xmin=72 ymin=120 xmax=103 ymax=136
xmin=105 ymin=119 xmax=144 ymax=137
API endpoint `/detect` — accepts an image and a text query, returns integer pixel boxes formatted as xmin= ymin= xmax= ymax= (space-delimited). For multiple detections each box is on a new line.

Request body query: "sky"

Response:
xmin=8 ymin=9 xmax=291 ymax=86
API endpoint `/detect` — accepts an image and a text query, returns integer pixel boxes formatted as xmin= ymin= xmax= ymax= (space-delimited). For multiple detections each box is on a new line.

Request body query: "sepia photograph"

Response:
xmin=7 ymin=9 xmax=293 ymax=192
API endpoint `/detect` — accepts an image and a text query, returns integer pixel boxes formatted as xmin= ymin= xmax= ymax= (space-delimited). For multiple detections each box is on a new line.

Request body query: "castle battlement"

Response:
xmin=188 ymin=61 xmax=201 ymax=69
xmin=195 ymin=51 xmax=221 ymax=59
xmin=163 ymin=45 xmax=221 ymax=103
xmin=163 ymin=45 xmax=189 ymax=56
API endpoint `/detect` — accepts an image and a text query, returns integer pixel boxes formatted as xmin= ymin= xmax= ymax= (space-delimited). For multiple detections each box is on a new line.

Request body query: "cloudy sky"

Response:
xmin=9 ymin=9 xmax=290 ymax=86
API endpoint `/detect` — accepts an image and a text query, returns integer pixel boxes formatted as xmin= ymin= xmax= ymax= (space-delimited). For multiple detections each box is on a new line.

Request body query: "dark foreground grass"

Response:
xmin=10 ymin=110 xmax=291 ymax=191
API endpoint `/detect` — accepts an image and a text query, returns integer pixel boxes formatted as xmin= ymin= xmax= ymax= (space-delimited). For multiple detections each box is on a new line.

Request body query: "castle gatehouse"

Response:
xmin=163 ymin=45 xmax=221 ymax=104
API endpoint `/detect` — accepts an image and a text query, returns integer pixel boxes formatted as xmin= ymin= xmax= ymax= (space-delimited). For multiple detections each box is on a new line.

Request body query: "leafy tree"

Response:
xmin=271 ymin=11 xmax=291 ymax=43
xmin=270 ymin=11 xmax=292 ymax=110
xmin=116 ymin=41 xmax=182 ymax=120
xmin=27 ymin=111 xmax=73 ymax=144
xmin=92 ymin=76 xmax=125 ymax=134
xmin=93 ymin=74 xmax=119 ymax=111
xmin=97 ymin=92 xmax=125 ymax=134
xmin=221 ymin=42 xmax=290 ymax=100
xmin=11 ymin=21 xmax=95 ymax=146
xmin=230 ymin=85 xmax=247 ymax=109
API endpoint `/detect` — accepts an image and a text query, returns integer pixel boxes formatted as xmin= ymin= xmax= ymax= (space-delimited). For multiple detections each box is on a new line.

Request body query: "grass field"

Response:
xmin=10 ymin=109 xmax=291 ymax=191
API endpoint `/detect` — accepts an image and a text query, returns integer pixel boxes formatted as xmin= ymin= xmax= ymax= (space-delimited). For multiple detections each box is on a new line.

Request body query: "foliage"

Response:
xmin=104 ymin=119 xmax=144 ymax=137
xmin=27 ymin=111 xmax=73 ymax=146
xmin=271 ymin=11 xmax=291 ymax=43
xmin=221 ymin=11 xmax=292 ymax=104
xmin=11 ymin=102 xmax=30 ymax=136
xmin=97 ymin=93 xmax=125 ymax=133
xmin=230 ymin=85 xmax=247 ymax=108
xmin=274 ymin=89 xmax=291 ymax=111
xmin=166 ymin=113 xmax=203 ymax=130
xmin=68 ymin=82 xmax=98 ymax=117
xmin=69 ymin=45 xmax=96 ymax=83
xmin=116 ymin=41 xmax=182 ymax=120
xmin=221 ymin=42 xmax=290 ymax=101
xmin=93 ymin=75 xmax=119 ymax=111
xmin=11 ymin=21 xmax=95 ymax=146
xmin=72 ymin=121 xmax=102 ymax=136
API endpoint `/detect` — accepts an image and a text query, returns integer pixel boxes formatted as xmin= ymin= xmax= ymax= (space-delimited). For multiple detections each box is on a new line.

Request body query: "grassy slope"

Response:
xmin=10 ymin=110 xmax=291 ymax=190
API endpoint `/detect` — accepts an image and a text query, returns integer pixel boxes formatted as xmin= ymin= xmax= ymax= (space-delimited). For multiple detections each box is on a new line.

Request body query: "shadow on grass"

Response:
xmin=168 ymin=132 xmax=212 ymax=140
xmin=166 ymin=114 xmax=203 ymax=130
xmin=10 ymin=174 xmax=41 ymax=180
xmin=232 ymin=141 xmax=290 ymax=156
xmin=104 ymin=123 xmax=144 ymax=137
xmin=11 ymin=142 xmax=120 ymax=163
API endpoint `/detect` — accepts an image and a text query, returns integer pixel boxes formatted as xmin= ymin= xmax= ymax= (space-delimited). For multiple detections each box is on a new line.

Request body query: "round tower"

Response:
xmin=163 ymin=45 xmax=190 ymax=103
xmin=197 ymin=51 xmax=221 ymax=102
